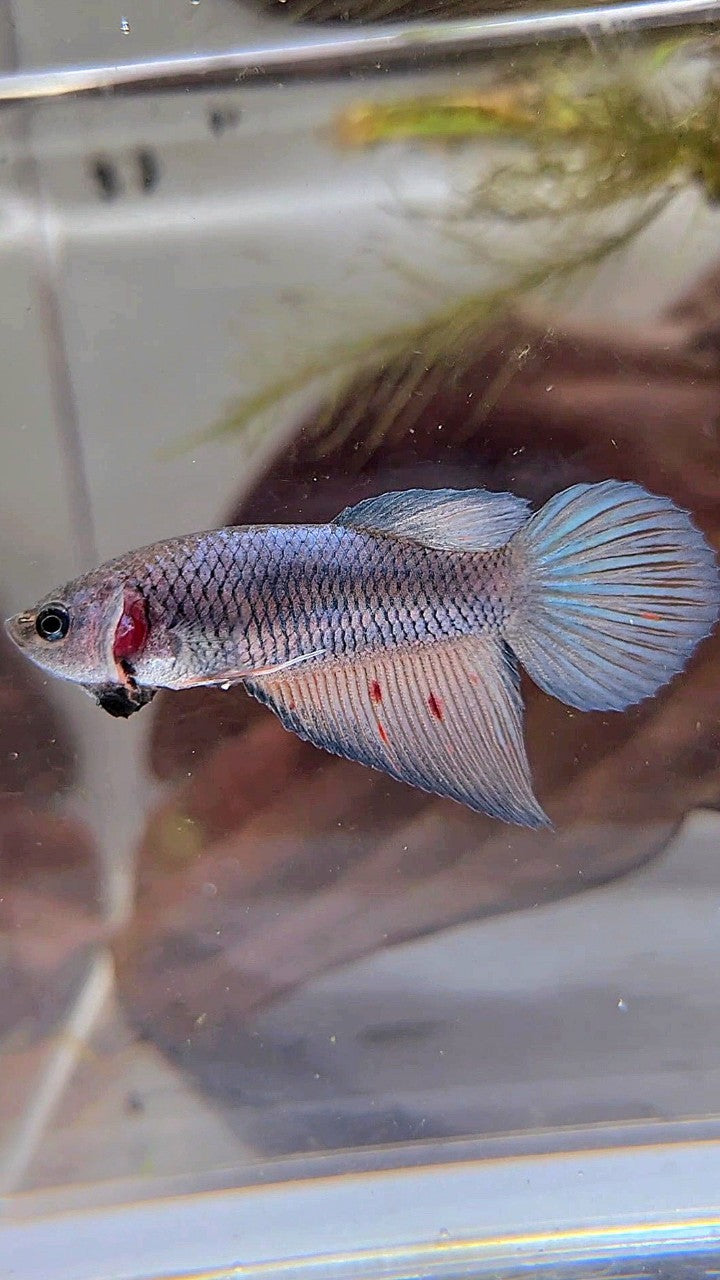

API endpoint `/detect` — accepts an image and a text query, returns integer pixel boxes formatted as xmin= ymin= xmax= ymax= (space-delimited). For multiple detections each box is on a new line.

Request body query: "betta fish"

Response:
xmin=6 ymin=481 xmax=719 ymax=827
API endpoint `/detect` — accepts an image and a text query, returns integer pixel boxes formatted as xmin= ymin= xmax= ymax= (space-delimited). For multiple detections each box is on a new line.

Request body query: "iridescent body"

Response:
xmin=117 ymin=526 xmax=512 ymax=680
xmin=6 ymin=483 xmax=719 ymax=827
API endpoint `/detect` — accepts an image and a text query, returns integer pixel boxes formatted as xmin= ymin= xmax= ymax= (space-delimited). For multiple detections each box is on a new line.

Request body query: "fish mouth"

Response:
xmin=4 ymin=612 xmax=33 ymax=650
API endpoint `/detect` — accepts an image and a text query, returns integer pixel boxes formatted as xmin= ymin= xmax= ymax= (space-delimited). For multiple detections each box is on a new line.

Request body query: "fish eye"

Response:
xmin=35 ymin=603 xmax=70 ymax=642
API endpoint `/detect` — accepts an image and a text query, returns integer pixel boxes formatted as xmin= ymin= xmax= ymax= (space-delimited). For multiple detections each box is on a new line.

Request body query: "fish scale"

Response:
xmin=136 ymin=525 xmax=492 ymax=680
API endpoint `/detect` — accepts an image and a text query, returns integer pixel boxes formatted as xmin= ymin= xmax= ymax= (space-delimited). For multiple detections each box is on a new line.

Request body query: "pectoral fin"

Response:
xmin=172 ymin=649 xmax=326 ymax=691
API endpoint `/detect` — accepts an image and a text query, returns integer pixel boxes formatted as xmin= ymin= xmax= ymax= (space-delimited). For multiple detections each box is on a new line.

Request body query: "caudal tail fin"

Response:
xmin=505 ymin=480 xmax=720 ymax=712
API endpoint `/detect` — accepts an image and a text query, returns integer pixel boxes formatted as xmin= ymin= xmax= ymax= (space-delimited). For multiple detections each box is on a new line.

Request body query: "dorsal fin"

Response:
xmin=333 ymin=487 xmax=530 ymax=553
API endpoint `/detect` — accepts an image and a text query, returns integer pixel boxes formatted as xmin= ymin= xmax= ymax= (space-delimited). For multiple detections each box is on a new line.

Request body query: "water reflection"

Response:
xmin=0 ymin=619 xmax=101 ymax=1152
xmin=112 ymin=258 xmax=720 ymax=1151
xmin=254 ymin=0 xmax=633 ymax=22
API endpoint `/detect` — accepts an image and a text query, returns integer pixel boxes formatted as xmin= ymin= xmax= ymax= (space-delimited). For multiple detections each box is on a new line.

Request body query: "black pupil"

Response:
xmin=36 ymin=605 xmax=70 ymax=641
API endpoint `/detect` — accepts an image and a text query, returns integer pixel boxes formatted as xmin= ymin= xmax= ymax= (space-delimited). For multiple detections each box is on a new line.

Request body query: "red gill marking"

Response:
xmin=378 ymin=722 xmax=389 ymax=745
xmin=370 ymin=679 xmax=383 ymax=704
xmin=640 ymin=610 xmax=662 ymax=621
xmin=467 ymin=672 xmax=479 ymax=687
xmin=427 ymin=692 xmax=444 ymax=721
xmin=113 ymin=590 xmax=149 ymax=664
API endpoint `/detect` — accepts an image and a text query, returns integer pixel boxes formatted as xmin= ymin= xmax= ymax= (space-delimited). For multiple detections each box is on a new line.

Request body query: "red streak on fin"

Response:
xmin=378 ymin=722 xmax=389 ymax=745
xmin=113 ymin=590 xmax=149 ymax=663
xmin=428 ymin=692 xmax=444 ymax=721
xmin=370 ymin=679 xmax=383 ymax=704
xmin=640 ymin=610 xmax=662 ymax=621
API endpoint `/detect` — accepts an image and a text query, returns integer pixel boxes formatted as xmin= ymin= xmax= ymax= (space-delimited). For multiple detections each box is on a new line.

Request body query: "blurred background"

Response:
xmin=0 ymin=0 xmax=720 ymax=1234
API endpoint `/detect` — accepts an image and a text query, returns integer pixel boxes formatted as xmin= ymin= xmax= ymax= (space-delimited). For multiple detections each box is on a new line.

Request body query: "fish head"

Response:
xmin=6 ymin=572 xmax=125 ymax=680
xmin=5 ymin=569 xmax=159 ymax=717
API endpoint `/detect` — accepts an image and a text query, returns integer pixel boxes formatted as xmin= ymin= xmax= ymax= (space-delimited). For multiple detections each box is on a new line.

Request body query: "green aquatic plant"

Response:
xmin=189 ymin=40 xmax=719 ymax=462
xmin=336 ymin=43 xmax=720 ymax=213
xmin=197 ymin=199 xmax=667 ymax=463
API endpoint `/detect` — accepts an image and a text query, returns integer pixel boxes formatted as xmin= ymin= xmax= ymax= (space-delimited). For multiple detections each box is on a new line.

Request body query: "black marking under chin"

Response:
xmin=95 ymin=684 xmax=157 ymax=718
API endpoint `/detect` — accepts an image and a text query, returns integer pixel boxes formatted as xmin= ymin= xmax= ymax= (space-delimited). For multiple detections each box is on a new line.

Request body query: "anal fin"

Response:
xmin=245 ymin=636 xmax=548 ymax=828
